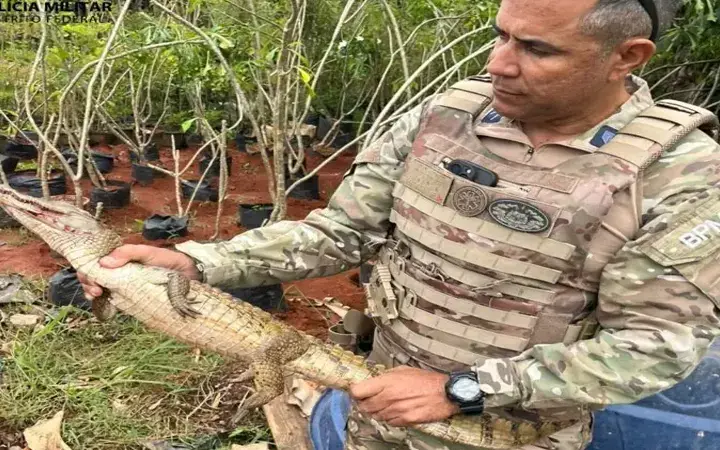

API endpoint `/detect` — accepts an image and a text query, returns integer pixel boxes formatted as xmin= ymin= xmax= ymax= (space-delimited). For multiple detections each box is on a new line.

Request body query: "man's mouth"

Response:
xmin=493 ymin=86 xmax=523 ymax=96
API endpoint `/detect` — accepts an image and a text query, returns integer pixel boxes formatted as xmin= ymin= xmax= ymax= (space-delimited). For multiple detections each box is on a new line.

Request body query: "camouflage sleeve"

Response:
xmin=475 ymin=130 xmax=720 ymax=411
xmin=174 ymin=101 xmax=431 ymax=289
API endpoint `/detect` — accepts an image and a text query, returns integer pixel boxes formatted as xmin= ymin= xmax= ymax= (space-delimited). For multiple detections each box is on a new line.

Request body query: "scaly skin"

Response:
xmin=0 ymin=184 xmax=576 ymax=449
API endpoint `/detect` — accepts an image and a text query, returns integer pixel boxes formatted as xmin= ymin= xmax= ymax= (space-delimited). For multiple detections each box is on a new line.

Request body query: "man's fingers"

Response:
xmin=357 ymin=394 xmax=389 ymax=414
xmin=349 ymin=376 xmax=387 ymax=400
xmin=99 ymin=244 xmax=152 ymax=268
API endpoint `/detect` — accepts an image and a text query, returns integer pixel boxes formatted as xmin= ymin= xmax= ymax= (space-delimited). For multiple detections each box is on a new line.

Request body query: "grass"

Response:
xmin=0 ymin=298 xmax=272 ymax=449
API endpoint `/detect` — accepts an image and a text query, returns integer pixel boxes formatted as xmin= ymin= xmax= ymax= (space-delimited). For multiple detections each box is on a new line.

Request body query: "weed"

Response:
xmin=0 ymin=307 xmax=270 ymax=449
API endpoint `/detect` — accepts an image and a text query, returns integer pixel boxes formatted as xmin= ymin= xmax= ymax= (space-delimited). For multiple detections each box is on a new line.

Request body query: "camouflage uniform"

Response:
xmin=175 ymin=74 xmax=720 ymax=450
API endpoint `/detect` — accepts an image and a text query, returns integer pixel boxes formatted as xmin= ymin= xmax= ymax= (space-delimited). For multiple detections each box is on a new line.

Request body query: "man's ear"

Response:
xmin=607 ymin=38 xmax=656 ymax=82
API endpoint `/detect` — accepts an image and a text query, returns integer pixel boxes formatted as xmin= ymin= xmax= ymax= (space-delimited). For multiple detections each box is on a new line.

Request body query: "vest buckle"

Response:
xmin=364 ymin=263 xmax=399 ymax=324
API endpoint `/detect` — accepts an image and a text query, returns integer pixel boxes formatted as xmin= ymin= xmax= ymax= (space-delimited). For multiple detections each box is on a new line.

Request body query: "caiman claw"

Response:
xmin=167 ymin=272 xmax=202 ymax=318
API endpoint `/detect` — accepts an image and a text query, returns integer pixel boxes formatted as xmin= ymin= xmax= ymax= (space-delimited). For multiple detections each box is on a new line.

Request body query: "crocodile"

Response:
xmin=0 ymin=184 xmax=576 ymax=449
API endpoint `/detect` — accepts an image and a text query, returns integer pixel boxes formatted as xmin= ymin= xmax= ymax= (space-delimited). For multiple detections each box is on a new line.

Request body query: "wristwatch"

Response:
xmin=444 ymin=370 xmax=486 ymax=414
xmin=187 ymin=256 xmax=207 ymax=283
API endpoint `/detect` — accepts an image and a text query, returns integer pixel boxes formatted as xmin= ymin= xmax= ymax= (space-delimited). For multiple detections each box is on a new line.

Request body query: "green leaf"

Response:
xmin=298 ymin=67 xmax=312 ymax=85
xmin=181 ymin=118 xmax=197 ymax=132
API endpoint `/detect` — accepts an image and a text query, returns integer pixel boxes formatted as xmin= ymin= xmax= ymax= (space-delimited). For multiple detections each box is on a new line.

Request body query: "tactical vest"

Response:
xmin=363 ymin=75 xmax=720 ymax=418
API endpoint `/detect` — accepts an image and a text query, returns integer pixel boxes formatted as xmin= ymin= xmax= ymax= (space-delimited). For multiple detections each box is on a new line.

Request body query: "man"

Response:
xmin=80 ymin=0 xmax=720 ymax=448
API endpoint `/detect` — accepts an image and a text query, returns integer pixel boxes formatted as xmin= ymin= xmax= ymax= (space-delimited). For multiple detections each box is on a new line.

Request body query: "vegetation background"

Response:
xmin=0 ymin=0 xmax=717 ymax=141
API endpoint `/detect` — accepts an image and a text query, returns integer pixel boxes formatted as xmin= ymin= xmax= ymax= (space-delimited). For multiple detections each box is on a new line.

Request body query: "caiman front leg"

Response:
xmin=166 ymin=272 xmax=201 ymax=318
xmin=89 ymin=231 xmax=124 ymax=321
xmin=230 ymin=328 xmax=312 ymax=425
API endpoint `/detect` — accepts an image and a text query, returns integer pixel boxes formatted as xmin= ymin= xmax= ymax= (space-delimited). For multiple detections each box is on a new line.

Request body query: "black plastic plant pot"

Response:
xmin=142 ymin=214 xmax=189 ymax=240
xmin=161 ymin=132 xmax=188 ymax=149
xmin=331 ymin=132 xmax=353 ymax=149
xmin=8 ymin=169 xmax=67 ymax=198
xmin=181 ymin=179 xmax=218 ymax=202
xmin=146 ymin=142 xmax=160 ymax=161
xmin=235 ymin=134 xmax=247 ymax=152
xmin=47 ymin=267 xmax=92 ymax=311
xmin=187 ymin=133 xmax=204 ymax=145
xmin=0 ymin=154 xmax=18 ymax=173
xmin=4 ymin=138 xmax=37 ymax=160
xmin=130 ymin=143 xmax=160 ymax=162
xmin=287 ymin=174 xmax=320 ymax=200
xmin=198 ymin=154 xmax=232 ymax=178
xmin=303 ymin=112 xmax=321 ymax=126
xmin=91 ymin=151 xmax=114 ymax=173
xmin=237 ymin=203 xmax=273 ymax=229
xmin=90 ymin=180 xmax=131 ymax=210
xmin=224 ymin=284 xmax=287 ymax=312
xmin=131 ymin=163 xmax=154 ymax=186
xmin=14 ymin=130 xmax=38 ymax=144
xmin=103 ymin=132 xmax=119 ymax=146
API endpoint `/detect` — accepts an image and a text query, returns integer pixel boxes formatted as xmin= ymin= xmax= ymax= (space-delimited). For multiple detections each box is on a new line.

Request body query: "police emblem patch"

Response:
xmin=488 ymin=199 xmax=550 ymax=233
xmin=451 ymin=186 xmax=488 ymax=217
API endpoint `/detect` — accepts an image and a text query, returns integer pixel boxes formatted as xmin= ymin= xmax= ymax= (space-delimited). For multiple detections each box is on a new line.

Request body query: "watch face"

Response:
xmin=451 ymin=376 xmax=481 ymax=401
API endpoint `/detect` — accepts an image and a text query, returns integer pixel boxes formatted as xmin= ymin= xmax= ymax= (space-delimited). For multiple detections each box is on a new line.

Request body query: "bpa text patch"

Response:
xmin=640 ymin=192 xmax=720 ymax=266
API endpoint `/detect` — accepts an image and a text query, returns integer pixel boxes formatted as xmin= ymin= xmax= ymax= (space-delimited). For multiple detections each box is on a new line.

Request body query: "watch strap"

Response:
xmin=458 ymin=400 xmax=485 ymax=415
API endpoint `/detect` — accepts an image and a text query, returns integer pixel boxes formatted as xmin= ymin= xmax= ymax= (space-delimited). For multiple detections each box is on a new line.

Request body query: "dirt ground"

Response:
xmin=0 ymin=139 xmax=367 ymax=339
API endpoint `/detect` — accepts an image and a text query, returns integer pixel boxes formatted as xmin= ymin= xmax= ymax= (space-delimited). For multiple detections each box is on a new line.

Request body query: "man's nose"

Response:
xmin=487 ymin=40 xmax=520 ymax=78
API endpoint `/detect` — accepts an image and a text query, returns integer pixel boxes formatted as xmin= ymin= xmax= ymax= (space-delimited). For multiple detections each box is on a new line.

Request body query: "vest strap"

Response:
xmin=597 ymin=100 xmax=720 ymax=168
xmin=619 ymin=122 xmax=675 ymax=146
xmin=641 ymin=105 xmax=699 ymax=126
xmin=395 ymin=235 xmax=557 ymax=305
xmin=526 ymin=310 xmax=574 ymax=347
xmin=393 ymin=182 xmax=576 ymax=261
xmin=387 ymin=314 xmax=595 ymax=366
xmin=594 ymin=141 xmax=653 ymax=168
xmin=400 ymin=297 xmax=529 ymax=352
xmin=385 ymin=255 xmax=538 ymax=330
xmin=434 ymin=96 xmax=488 ymax=116
xmin=391 ymin=210 xmax=563 ymax=284
xmin=389 ymin=319 xmax=483 ymax=366
xmin=432 ymin=78 xmax=494 ymax=118
xmin=450 ymin=79 xmax=494 ymax=98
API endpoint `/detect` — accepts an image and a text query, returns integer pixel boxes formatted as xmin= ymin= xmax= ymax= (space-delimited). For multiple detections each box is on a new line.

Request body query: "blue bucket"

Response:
xmin=309 ymin=388 xmax=352 ymax=450
xmin=589 ymin=339 xmax=720 ymax=449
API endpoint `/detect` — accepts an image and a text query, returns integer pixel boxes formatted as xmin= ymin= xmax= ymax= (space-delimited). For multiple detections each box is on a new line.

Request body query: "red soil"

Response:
xmin=0 ymin=141 xmax=366 ymax=339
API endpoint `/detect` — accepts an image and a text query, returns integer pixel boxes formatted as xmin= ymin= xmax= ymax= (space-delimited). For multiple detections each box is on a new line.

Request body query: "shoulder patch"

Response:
xmin=641 ymin=191 xmax=720 ymax=265
xmin=590 ymin=125 xmax=618 ymax=148
xmin=481 ymin=109 xmax=503 ymax=124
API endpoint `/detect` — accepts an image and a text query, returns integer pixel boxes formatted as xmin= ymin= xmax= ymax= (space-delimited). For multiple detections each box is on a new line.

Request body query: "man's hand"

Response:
xmin=349 ymin=366 xmax=459 ymax=427
xmin=78 ymin=244 xmax=201 ymax=300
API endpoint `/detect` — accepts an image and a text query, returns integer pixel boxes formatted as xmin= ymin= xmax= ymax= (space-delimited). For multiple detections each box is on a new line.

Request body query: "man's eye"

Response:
xmin=527 ymin=46 xmax=551 ymax=56
xmin=492 ymin=25 xmax=508 ymax=40
xmin=495 ymin=31 xmax=509 ymax=41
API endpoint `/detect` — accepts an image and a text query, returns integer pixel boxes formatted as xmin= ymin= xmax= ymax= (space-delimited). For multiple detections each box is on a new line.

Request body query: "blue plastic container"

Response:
xmin=589 ymin=339 xmax=720 ymax=449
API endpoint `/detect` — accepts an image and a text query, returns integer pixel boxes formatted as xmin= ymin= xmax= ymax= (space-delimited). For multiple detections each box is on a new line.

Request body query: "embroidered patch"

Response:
xmin=451 ymin=186 xmax=489 ymax=217
xmin=481 ymin=109 xmax=502 ymax=124
xmin=589 ymin=125 xmax=618 ymax=148
xmin=641 ymin=191 xmax=720 ymax=265
xmin=398 ymin=157 xmax=453 ymax=205
xmin=488 ymin=199 xmax=551 ymax=233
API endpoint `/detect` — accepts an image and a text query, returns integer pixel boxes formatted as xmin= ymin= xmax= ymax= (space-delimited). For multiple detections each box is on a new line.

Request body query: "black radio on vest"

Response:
xmin=445 ymin=159 xmax=499 ymax=187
